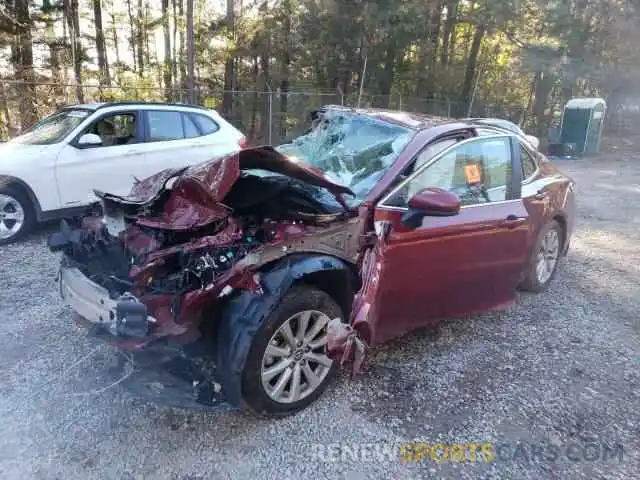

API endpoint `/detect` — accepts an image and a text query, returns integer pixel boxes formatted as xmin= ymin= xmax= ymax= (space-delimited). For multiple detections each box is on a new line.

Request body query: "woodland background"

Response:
xmin=1 ymin=0 xmax=640 ymax=144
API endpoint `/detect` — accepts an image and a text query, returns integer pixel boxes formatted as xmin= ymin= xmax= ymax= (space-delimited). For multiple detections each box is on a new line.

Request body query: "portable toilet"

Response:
xmin=559 ymin=97 xmax=607 ymax=155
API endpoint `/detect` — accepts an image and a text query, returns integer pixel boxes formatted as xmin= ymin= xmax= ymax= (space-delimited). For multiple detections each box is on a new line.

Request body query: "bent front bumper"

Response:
xmin=59 ymin=265 xmax=231 ymax=410
xmin=59 ymin=266 xmax=156 ymax=338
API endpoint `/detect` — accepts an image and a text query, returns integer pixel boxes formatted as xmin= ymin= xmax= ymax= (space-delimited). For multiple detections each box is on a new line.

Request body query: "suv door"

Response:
xmin=141 ymin=109 xmax=228 ymax=171
xmin=55 ymin=109 xmax=146 ymax=206
xmin=351 ymin=134 xmax=530 ymax=346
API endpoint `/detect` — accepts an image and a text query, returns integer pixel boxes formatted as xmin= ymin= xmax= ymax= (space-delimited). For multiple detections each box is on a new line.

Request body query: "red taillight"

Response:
xmin=238 ymin=136 xmax=249 ymax=149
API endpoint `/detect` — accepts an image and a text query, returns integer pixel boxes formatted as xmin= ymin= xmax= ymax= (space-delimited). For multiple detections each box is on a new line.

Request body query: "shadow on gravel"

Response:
xmin=340 ymin=247 xmax=639 ymax=478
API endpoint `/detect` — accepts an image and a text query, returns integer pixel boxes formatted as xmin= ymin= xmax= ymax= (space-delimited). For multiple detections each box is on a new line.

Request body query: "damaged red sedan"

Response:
xmin=48 ymin=106 xmax=576 ymax=416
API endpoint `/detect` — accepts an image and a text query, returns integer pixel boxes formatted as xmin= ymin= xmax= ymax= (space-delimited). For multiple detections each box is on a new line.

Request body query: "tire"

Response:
xmin=520 ymin=219 xmax=564 ymax=293
xmin=0 ymin=186 xmax=36 ymax=246
xmin=240 ymin=285 xmax=343 ymax=417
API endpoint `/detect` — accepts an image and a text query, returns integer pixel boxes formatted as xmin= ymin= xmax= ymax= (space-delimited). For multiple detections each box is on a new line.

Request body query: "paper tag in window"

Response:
xmin=464 ymin=164 xmax=481 ymax=184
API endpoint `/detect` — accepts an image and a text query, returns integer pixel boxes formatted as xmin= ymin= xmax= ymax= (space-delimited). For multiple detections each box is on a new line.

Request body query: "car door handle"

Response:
xmin=535 ymin=189 xmax=548 ymax=200
xmin=501 ymin=215 xmax=527 ymax=229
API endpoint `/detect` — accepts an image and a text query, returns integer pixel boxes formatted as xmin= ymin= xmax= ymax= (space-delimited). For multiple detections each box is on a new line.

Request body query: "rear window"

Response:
xmin=190 ymin=113 xmax=219 ymax=135
xmin=183 ymin=114 xmax=200 ymax=139
xmin=148 ymin=111 xmax=184 ymax=141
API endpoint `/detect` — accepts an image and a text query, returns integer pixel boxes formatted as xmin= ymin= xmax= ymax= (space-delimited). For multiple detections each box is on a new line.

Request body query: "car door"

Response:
xmin=141 ymin=109 xmax=231 ymax=171
xmin=55 ymin=110 xmax=147 ymax=206
xmin=350 ymin=134 xmax=531 ymax=346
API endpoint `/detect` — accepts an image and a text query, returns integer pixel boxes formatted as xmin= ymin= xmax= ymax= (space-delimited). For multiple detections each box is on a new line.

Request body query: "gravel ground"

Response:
xmin=1 ymin=155 xmax=639 ymax=480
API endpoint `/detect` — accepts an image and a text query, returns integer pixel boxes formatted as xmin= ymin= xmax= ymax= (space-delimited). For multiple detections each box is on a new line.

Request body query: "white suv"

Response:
xmin=0 ymin=102 xmax=247 ymax=245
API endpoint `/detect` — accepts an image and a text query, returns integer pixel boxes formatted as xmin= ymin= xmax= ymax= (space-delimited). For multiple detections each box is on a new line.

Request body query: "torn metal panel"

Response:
xmin=326 ymin=220 xmax=392 ymax=374
xmin=326 ymin=318 xmax=367 ymax=376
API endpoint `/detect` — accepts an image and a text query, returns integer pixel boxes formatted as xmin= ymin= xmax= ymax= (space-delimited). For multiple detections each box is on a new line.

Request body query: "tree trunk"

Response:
xmin=259 ymin=45 xmax=271 ymax=143
xmin=440 ymin=0 xmax=458 ymax=67
xmin=222 ymin=0 xmax=235 ymax=118
xmin=460 ymin=24 xmax=485 ymax=117
xmin=126 ymin=0 xmax=137 ymax=73
xmin=136 ymin=0 xmax=145 ymax=75
xmin=172 ymin=0 xmax=179 ymax=93
xmin=145 ymin=2 xmax=152 ymax=66
xmin=14 ymin=0 xmax=38 ymax=129
xmin=60 ymin=11 xmax=70 ymax=102
xmin=422 ymin=1 xmax=444 ymax=99
xmin=162 ymin=0 xmax=172 ymax=100
xmin=373 ymin=43 xmax=396 ymax=108
xmin=93 ymin=0 xmax=110 ymax=85
xmin=42 ymin=0 xmax=65 ymax=100
xmin=110 ymin=12 xmax=121 ymax=65
xmin=532 ymin=71 xmax=555 ymax=137
xmin=63 ymin=0 xmax=84 ymax=103
xmin=248 ymin=56 xmax=259 ymax=142
xmin=0 ymin=79 xmax=17 ymax=138
xmin=178 ymin=0 xmax=187 ymax=93
xmin=278 ymin=0 xmax=291 ymax=140
xmin=186 ymin=0 xmax=195 ymax=102
xmin=49 ymin=44 xmax=64 ymax=100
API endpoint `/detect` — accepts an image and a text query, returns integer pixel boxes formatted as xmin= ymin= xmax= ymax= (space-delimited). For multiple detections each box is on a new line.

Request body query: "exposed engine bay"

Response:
xmin=48 ymin=146 xmax=363 ymax=344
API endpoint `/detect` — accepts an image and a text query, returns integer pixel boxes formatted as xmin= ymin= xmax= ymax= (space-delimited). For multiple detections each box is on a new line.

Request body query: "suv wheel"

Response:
xmin=0 ymin=187 xmax=35 ymax=246
xmin=241 ymin=285 xmax=342 ymax=416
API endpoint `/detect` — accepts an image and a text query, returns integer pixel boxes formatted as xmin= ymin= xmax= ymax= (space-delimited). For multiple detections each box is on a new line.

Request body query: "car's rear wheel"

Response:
xmin=521 ymin=219 xmax=563 ymax=292
xmin=241 ymin=285 xmax=342 ymax=416
xmin=0 ymin=187 xmax=35 ymax=246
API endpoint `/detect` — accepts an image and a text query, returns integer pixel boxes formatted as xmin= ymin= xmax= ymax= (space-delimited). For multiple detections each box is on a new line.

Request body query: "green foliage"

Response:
xmin=1 ymin=0 xmax=640 ymax=140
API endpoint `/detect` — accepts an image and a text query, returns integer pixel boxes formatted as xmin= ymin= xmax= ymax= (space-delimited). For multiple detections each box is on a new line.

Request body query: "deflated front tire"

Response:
xmin=241 ymin=285 xmax=341 ymax=416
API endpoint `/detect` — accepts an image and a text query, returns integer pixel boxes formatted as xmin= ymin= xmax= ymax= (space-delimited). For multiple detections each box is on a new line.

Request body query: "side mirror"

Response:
xmin=77 ymin=133 xmax=103 ymax=147
xmin=401 ymin=187 xmax=461 ymax=229
xmin=525 ymin=134 xmax=540 ymax=150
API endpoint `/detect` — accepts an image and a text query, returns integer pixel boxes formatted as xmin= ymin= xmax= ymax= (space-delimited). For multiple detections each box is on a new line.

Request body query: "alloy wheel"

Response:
xmin=536 ymin=228 xmax=560 ymax=284
xmin=0 ymin=194 xmax=25 ymax=241
xmin=260 ymin=309 xmax=334 ymax=404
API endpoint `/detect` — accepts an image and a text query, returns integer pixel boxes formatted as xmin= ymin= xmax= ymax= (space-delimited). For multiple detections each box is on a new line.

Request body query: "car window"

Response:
xmin=411 ymin=138 xmax=458 ymax=173
xmin=521 ymin=143 xmax=538 ymax=180
xmin=10 ymin=109 xmax=91 ymax=145
xmin=183 ymin=113 xmax=200 ymax=139
xmin=86 ymin=112 xmax=138 ymax=147
xmin=384 ymin=136 xmax=512 ymax=208
xmin=190 ymin=113 xmax=219 ymax=135
xmin=147 ymin=110 xmax=185 ymax=141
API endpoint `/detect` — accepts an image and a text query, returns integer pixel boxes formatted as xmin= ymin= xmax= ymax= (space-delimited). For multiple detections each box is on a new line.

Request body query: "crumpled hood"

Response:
xmin=94 ymin=145 xmax=355 ymax=231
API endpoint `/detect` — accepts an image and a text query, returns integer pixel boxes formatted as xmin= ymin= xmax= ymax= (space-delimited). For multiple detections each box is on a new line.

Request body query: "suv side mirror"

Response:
xmin=77 ymin=133 xmax=103 ymax=147
xmin=401 ymin=187 xmax=461 ymax=229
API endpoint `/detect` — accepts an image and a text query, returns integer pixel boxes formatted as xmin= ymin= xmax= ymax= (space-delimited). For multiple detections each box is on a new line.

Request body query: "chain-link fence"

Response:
xmin=0 ymin=80 xmax=630 ymax=144
xmin=0 ymin=81 xmax=345 ymax=144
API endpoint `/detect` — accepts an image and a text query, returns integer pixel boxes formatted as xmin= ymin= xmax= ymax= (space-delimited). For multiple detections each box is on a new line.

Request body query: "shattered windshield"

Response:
xmin=275 ymin=110 xmax=413 ymax=203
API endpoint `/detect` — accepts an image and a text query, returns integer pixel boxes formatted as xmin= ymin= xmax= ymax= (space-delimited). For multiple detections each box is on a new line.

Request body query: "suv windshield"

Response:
xmin=10 ymin=109 xmax=91 ymax=145
xmin=276 ymin=110 xmax=413 ymax=203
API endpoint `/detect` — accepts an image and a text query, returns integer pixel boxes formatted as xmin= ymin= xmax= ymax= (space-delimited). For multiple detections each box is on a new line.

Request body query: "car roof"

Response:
xmin=315 ymin=105 xmax=521 ymax=134
xmin=316 ymin=105 xmax=458 ymax=130
xmin=61 ymin=101 xmax=210 ymax=112
xmin=464 ymin=117 xmax=521 ymax=131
